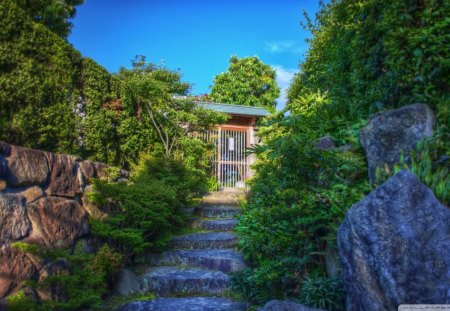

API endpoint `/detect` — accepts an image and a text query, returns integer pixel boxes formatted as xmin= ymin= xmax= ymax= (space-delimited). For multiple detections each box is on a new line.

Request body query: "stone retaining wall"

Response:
xmin=0 ymin=141 xmax=126 ymax=298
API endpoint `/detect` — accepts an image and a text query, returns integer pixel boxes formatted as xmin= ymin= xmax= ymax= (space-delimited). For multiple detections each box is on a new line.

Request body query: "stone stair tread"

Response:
xmin=170 ymin=232 xmax=237 ymax=249
xmin=118 ymin=297 xmax=248 ymax=311
xmin=147 ymin=249 xmax=246 ymax=273
xmin=139 ymin=267 xmax=230 ymax=296
xmin=196 ymin=206 xmax=241 ymax=219
xmin=191 ymin=219 xmax=238 ymax=231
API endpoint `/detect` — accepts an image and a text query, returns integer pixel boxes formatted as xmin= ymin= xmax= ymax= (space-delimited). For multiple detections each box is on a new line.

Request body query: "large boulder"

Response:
xmin=0 ymin=144 xmax=50 ymax=187
xmin=0 ymin=242 xmax=41 ymax=298
xmin=0 ymin=193 xmax=31 ymax=240
xmin=26 ymin=197 xmax=89 ymax=248
xmin=45 ymin=153 xmax=82 ymax=197
xmin=338 ymin=170 xmax=450 ymax=310
xmin=360 ymin=104 xmax=435 ymax=183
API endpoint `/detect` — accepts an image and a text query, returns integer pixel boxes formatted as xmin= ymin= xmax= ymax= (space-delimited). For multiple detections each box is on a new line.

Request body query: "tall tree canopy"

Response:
xmin=288 ymin=0 xmax=449 ymax=126
xmin=210 ymin=56 xmax=280 ymax=112
xmin=13 ymin=0 xmax=84 ymax=38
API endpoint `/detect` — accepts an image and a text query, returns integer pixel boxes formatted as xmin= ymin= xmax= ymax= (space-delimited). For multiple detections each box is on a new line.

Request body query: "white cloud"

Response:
xmin=272 ymin=65 xmax=298 ymax=110
xmin=265 ymin=41 xmax=307 ymax=55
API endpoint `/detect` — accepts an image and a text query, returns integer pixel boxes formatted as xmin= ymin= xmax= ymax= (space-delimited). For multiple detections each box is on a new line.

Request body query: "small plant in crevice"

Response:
xmin=375 ymin=134 xmax=449 ymax=205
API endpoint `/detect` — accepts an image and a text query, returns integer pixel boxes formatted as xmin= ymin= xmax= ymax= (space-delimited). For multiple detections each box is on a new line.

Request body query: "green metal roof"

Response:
xmin=195 ymin=101 xmax=271 ymax=117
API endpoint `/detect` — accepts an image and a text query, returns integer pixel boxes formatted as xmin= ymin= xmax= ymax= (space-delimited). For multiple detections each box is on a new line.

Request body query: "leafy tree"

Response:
xmin=289 ymin=0 xmax=449 ymax=125
xmin=13 ymin=0 xmax=84 ymax=38
xmin=118 ymin=56 xmax=227 ymax=159
xmin=210 ymin=55 xmax=280 ymax=112
xmin=0 ymin=0 xmax=85 ymax=153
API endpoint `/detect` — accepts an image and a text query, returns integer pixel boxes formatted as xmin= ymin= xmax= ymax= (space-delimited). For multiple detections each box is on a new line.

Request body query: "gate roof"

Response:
xmin=195 ymin=101 xmax=270 ymax=117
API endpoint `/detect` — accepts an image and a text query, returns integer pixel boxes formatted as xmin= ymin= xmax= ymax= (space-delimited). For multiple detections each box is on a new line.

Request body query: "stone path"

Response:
xmin=119 ymin=190 xmax=248 ymax=311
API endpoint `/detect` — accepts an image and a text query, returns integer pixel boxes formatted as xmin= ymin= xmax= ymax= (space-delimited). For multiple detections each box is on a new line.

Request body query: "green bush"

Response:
xmin=6 ymin=244 xmax=123 ymax=311
xmin=89 ymin=154 xmax=207 ymax=258
xmin=299 ymin=276 xmax=345 ymax=311
xmin=290 ymin=0 xmax=449 ymax=127
xmin=233 ymin=92 xmax=370 ymax=308
xmin=376 ymin=135 xmax=449 ymax=205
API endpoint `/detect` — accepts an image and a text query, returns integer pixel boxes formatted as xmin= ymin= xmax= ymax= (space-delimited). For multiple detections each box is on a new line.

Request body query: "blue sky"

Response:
xmin=69 ymin=0 xmax=321 ymax=109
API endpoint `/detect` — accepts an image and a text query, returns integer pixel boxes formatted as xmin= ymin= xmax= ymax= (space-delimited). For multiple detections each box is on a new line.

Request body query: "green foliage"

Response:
xmin=233 ymin=92 xmax=370 ymax=308
xmin=299 ymin=276 xmax=345 ymax=311
xmin=376 ymin=135 xmax=449 ymax=205
xmin=236 ymin=1 xmax=448 ymax=308
xmin=89 ymin=154 xmax=207 ymax=257
xmin=7 ymin=244 xmax=122 ymax=311
xmin=12 ymin=0 xmax=84 ymax=38
xmin=118 ymin=56 xmax=227 ymax=160
xmin=289 ymin=0 xmax=450 ymax=126
xmin=210 ymin=55 xmax=280 ymax=112
xmin=0 ymin=0 xmax=82 ymax=153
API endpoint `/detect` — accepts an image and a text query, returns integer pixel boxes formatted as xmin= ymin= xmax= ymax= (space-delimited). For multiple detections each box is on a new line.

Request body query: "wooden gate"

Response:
xmin=197 ymin=127 xmax=255 ymax=189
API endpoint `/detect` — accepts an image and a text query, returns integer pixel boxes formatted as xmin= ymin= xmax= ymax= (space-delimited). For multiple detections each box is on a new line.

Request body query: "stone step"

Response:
xmin=169 ymin=232 xmax=237 ymax=249
xmin=191 ymin=219 xmax=238 ymax=231
xmin=196 ymin=205 xmax=241 ymax=219
xmin=118 ymin=297 xmax=248 ymax=311
xmin=139 ymin=267 xmax=230 ymax=296
xmin=201 ymin=189 xmax=247 ymax=205
xmin=147 ymin=249 xmax=246 ymax=273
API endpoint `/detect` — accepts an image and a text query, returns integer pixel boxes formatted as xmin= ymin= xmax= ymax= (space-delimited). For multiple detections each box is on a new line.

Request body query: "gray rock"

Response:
xmin=139 ymin=267 xmax=230 ymax=296
xmin=258 ymin=300 xmax=325 ymax=311
xmin=113 ymin=269 xmax=141 ymax=296
xmin=118 ymin=297 xmax=247 ymax=311
xmin=316 ymin=135 xmax=336 ymax=150
xmin=191 ymin=219 xmax=238 ymax=231
xmin=0 ymin=192 xmax=31 ymax=240
xmin=337 ymin=170 xmax=450 ymax=310
xmin=196 ymin=205 xmax=242 ymax=219
xmin=360 ymin=103 xmax=435 ymax=183
xmin=325 ymin=242 xmax=341 ymax=278
xmin=148 ymin=249 xmax=246 ymax=273
xmin=169 ymin=232 xmax=237 ymax=249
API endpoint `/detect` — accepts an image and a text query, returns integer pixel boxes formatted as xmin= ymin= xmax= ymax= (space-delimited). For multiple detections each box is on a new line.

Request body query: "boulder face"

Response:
xmin=0 ymin=193 xmax=31 ymax=240
xmin=27 ymin=197 xmax=89 ymax=248
xmin=44 ymin=153 xmax=81 ymax=197
xmin=338 ymin=170 xmax=450 ymax=310
xmin=1 ymin=145 xmax=50 ymax=187
xmin=360 ymin=104 xmax=435 ymax=183
xmin=0 ymin=243 xmax=41 ymax=298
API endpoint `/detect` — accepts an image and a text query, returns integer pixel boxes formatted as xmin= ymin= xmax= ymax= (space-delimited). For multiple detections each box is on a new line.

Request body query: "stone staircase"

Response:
xmin=118 ymin=190 xmax=248 ymax=311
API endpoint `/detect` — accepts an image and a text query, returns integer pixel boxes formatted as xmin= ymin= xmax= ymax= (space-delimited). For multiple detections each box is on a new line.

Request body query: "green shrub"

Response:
xmin=233 ymin=92 xmax=370 ymax=308
xmin=299 ymin=276 xmax=345 ymax=311
xmin=7 ymin=244 xmax=122 ymax=311
xmin=376 ymin=134 xmax=449 ymax=205
xmin=290 ymin=0 xmax=450 ymax=127
xmin=89 ymin=154 xmax=207 ymax=257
